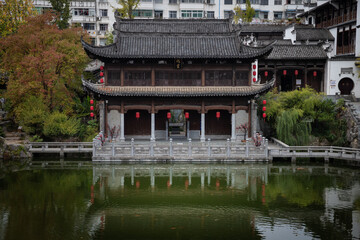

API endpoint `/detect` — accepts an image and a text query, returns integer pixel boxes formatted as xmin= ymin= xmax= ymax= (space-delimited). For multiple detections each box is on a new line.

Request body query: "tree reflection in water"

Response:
xmin=0 ymin=163 xmax=359 ymax=240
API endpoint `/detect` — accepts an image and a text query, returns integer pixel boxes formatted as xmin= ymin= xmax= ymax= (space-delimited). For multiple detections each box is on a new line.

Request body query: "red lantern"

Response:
xmin=253 ymin=65 xmax=256 ymax=69
xmin=262 ymin=106 xmax=266 ymax=111
xmin=264 ymin=71 xmax=268 ymax=77
xmin=185 ymin=112 xmax=189 ymax=119
xmin=90 ymin=106 xmax=94 ymax=111
xmin=100 ymin=72 xmax=104 ymax=77
xmin=90 ymin=99 xmax=94 ymax=105
xmin=262 ymin=113 xmax=266 ymax=118
xmin=136 ymin=112 xmax=140 ymax=119
xmin=263 ymin=100 xmax=267 ymax=105
xmin=216 ymin=111 xmax=220 ymax=119
xmin=253 ymin=78 xmax=256 ymax=82
xmin=283 ymin=70 xmax=287 ymax=76
xmin=100 ymin=66 xmax=104 ymax=70
xmin=90 ymin=112 xmax=94 ymax=117
xmin=167 ymin=112 xmax=171 ymax=119
xmin=295 ymin=70 xmax=298 ymax=76
xmin=313 ymin=71 xmax=317 ymax=77
xmin=253 ymin=71 xmax=256 ymax=76
xmin=100 ymin=78 xmax=104 ymax=83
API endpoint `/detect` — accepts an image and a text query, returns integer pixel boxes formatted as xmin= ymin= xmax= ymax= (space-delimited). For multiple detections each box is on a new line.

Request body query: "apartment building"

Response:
xmin=33 ymin=0 xmax=326 ymax=45
xmin=300 ymin=0 xmax=360 ymax=97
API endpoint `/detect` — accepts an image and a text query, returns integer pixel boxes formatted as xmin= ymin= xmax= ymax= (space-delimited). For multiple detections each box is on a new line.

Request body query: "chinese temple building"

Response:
xmin=82 ymin=14 xmax=275 ymax=142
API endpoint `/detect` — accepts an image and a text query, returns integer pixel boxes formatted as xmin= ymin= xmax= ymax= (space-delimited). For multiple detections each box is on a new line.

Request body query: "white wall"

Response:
xmin=326 ymin=60 xmax=359 ymax=97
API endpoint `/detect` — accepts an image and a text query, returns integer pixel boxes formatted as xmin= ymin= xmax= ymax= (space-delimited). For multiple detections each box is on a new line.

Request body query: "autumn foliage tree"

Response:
xmin=0 ymin=0 xmax=35 ymax=37
xmin=117 ymin=0 xmax=140 ymax=19
xmin=0 ymin=13 xmax=90 ymax=139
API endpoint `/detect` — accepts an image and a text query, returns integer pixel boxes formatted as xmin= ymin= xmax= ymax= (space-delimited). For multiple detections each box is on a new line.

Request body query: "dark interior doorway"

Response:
xmin=338 ymin=78 xmax=354 ymax=95
xmin=280 ymin=75 xmax=293 ymax=92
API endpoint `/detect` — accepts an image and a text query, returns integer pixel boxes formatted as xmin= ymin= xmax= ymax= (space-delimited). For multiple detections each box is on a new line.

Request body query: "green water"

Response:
xmin=0 ymin=162 xmax=360 ymax=240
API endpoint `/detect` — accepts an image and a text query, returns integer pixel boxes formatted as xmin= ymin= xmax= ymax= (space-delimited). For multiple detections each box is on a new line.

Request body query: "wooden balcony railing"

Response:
xmin=316 ymin=11 xmax=357 ymax=28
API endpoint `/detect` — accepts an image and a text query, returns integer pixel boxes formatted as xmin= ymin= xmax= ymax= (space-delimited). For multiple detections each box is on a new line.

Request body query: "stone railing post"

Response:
xmin=150 ymin=140 xmax=154 ymax=157
xmin=188 ymin=138 xmax=192 ymax=157
xmin=112 ymin=140 xmax=115 ymax=157
xmin=265 ymin=139 xmax=268 ymax=159
xmin=245 ymin=139 xmax=249 ymax=157
xmin=226 ymin=138 xmax=230 ymax=157
xmin=207 ymin=138 xmax=211 ymax=157
xmin=169 ymin=138 xmax=173 ymax=157
xmin=92 ymin=139 xmax=96 ymax=157
xmin=131 ymin=138 xmax=134 ymax=157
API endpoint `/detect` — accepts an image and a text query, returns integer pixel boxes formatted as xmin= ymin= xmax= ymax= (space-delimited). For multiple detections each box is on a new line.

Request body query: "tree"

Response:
xmin=242 ymin=0 xmax=255 ymax=23
xmin=0 ymin=0 xmax=35 ymax=37
xmin=0 ymin=13 xmax=89 ymax=128
xmin=117 ymin=0 xmax=140 ymax=19
xmin=49 ymin=0 xmax=71 ymax=29
xmin=259 ymin=87 xmax=348 ymax=146
xmin=233 ymin=6 xmax=243 ymax=24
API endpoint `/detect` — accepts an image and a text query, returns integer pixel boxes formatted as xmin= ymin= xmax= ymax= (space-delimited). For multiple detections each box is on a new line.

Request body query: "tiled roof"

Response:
xmin=266 ymin=45 xmax=328 ymax=60
xmin=296 ymin=28 xmax=335 ymax=41
xmin=116 ymin=18 xmax=231 ymax=34
xmin=82 ymin=79 xmax=275 ymax=97
xmin=82 ymin=36 xmax=274 ymax=59
xmin=240 ymin=24 xmax=287 ymax=33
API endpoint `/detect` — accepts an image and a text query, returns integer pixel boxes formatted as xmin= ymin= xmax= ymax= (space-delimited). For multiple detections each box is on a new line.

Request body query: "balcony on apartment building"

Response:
xmin=316 ymin=10 xmax=357 ymax=28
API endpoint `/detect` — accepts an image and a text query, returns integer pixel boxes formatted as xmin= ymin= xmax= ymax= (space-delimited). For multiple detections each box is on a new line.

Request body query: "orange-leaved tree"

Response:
xmin=0 ymin=13 xmax=90 ymax=135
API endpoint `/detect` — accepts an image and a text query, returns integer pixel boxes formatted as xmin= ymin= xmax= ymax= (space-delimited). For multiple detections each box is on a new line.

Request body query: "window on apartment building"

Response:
xmin=141 ymin=0 xmax=152 ymax=2
xmin=181 ymin=10 xmax=203 ymax=18
xmin=274 ymin=11 xmax=283 ymax=19
xmin=207 ymin=0 xmax=215 ymax=4
xmin=236 ymin=0 xmax=246 ymax=3
xmin=181 ymin=0 xmax=203 ymax=3
xmin=224 ymin=10 xmax=232 ymax=19
xmin=133 ymin=10 xmax=153 ymax=17
xmin=254 ymin=11 xmax=259 ymax=18
xmin=155 ymin=10 xmax=163 ymax=18
xmin=295 ymin=0 xmax=302 ymax=4
xmin=285 ymin=11 xmax=296 ymax=18
xmin=169 ymin=11 xmax=177 ymax=18
xmin=262 ymin=12 xmax=268 ymax=19
xmin=100 ymin=9 xmax=108 ymax=17
xmin=207 ymin=11 xmax=215 ymax=18
xmin=100 ymin=24 xmax=108 ymax=31
xmin=73 ymin=8 xmax=95 ymax=16
xmin=251 ymin=0 xmax=259 ymax=4
xmin=274 ymin=0 xmax=282 ymax=5
xmin=155 ymin=0 xmax=163 ymax=3
xmin=224 ymin=0 xmax=233 ymax=5
xmin=83 ymin=23 xmax=95 ymax=30
xmin=169 ymin=0 xmax=177 ymax=3
xmin=99 ymin=38 xmax=107 ymax=46
xmin=260 ymin=0 xmax=268 ymax=5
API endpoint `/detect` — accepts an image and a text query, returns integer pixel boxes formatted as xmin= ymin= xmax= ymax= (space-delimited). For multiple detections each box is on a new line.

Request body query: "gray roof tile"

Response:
xmin=296 ymin=28 xmax=335 ymax=41
xmin=266 ymin=45 xmax=328 ymax=60
xmin=82 ymin=79 xmax=275 ymax=97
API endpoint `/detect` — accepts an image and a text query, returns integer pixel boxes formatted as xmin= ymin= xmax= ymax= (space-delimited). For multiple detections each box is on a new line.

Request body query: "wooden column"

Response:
xmin=304 ymin=66 xmax=308 ymax=86
xmin=151 ymin=68 xmax=155 ymax=86
xmin=201 ymin=68 xmax=205 ymax=86
xmin=247 ymin=104 xmax=251 ymax=138
xmin=121 ymin=69 xmax=124 ymax=86
xmin=232 ymin=66 xmax=236 ymax=86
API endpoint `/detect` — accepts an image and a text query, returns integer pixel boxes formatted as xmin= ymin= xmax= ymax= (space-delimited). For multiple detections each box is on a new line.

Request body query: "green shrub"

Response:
xmin=14 ymin=96 xmax=48 ymax=135
xmin=43 ymin=111 xmax=80 ymax=139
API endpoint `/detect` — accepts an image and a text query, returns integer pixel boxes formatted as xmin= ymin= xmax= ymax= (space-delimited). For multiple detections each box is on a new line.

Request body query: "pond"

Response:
xmin=0 ymin=162 xmax=360 ymax=240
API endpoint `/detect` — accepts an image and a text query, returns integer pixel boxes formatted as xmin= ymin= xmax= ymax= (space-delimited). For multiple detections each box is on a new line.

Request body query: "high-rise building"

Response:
xmin=33 ymin=0 xmax=328 ymax=45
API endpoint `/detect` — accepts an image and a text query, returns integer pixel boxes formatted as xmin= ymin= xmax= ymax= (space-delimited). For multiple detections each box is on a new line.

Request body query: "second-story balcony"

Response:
xmin=316 ymin=10 xmax=357 ymax=28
